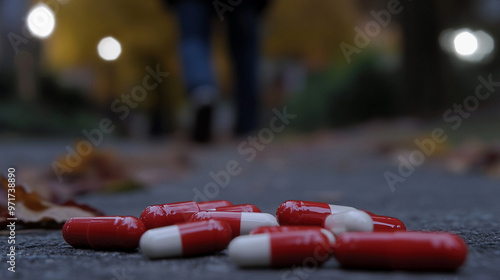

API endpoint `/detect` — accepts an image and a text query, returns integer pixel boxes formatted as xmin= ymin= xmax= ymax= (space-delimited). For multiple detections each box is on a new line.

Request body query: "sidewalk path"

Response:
xmin=1 ymin=134 xmax=499 ymax=280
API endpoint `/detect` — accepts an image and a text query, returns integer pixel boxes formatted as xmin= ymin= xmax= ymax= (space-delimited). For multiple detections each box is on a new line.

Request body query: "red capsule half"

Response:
xmin=213 ymin=204 xmax=261 ymax=213
xmin=229 ymin=231 xmax=332 ymax=267
xmin=360 ymin=210 xmax=406 ymax=231
xmin=140 ymin=201 xmax=200 ymax=229
xmin=276 ymin=200 xmax=356 ymax=226
xmin=371 ymin=215 xmax=406 ymax=231
xmin=333 ymin=232 xmax=467 ymax=271
xmin=250 ymin=225 xmax=336 ymax=245
xmin=62 ymin=216 xmax=146 ymax=250
xmin=140 ymin=220 xmax=232 ymax=259
xmin=140 ymin=200 xmax=233 ymax=229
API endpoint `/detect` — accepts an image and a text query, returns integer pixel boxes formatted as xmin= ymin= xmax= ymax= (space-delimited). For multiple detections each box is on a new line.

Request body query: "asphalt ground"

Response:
xmin=0 ymin=136 xmax=499 ymax=280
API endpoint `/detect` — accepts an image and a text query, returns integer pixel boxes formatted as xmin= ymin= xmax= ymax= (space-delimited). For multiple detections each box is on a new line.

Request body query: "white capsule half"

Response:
xmin=140 ymin=225 xmax=182 ymax=259
xmin=228 ymin=234 xmax=272 ymax=267
xmin=240 ymin=212 xmax=279 ymax=235
xmin=323 ymin=210 xmax=373 ymax=235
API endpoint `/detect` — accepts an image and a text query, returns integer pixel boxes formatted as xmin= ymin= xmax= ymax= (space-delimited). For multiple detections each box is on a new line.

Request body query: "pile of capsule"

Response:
xmin=62 ymin=200 xmax=468 ymax=270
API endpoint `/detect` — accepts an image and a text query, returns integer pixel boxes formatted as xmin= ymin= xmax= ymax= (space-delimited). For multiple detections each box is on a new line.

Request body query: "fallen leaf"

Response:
xmin=0 ymin=176 xmax=103 ymax=229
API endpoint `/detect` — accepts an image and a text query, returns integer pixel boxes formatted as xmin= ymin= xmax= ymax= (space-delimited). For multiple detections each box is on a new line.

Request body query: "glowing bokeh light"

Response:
xmin=97 ymin=37 xmax=122 ymax=61
xmin=27 ymin=4 xmax=56 ymax=39
xmin=453 ymin=31 xmax=478 ymax=56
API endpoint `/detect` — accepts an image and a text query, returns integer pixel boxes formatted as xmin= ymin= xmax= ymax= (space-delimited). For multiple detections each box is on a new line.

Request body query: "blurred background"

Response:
xmin=1 ymin=0 xmax=499 ymax=137
xmin=1 ymin=0 xmax=500 ymax=202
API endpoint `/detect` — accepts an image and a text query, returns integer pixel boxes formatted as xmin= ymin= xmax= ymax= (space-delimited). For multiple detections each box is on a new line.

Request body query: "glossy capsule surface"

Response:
xmin=371 ymin=215 xmax=406 ymax=231
xmin=333 ymin=232 xmax=467 ymax=271
xmin=213 ymin=204 xmax=261 ymax=213
xmin=276 ymin=200 xmax=356 ymax=226
xmin=139 ymin=200 xmax=232 ymax=229
xmin=198 ymin=200 xmax=232 ymax=210
xmin=62 ymin=216 xmax=146 ymax=250
xmin=250 ymin=225 xmax=336 ymax=245
xmin=140 ymin=201 xmax=200 ymax=229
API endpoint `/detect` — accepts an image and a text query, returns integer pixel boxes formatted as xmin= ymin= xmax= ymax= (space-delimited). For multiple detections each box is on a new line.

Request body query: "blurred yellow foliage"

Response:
xmin=264 ymin=0 xmax=358 ymax=67
xmin=43 ymin=0 xmax=358 ymax=106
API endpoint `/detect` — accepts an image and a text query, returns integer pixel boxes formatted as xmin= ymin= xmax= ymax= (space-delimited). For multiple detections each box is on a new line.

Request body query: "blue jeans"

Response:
xmin=176 ymin=0 xmax=260 ymax=134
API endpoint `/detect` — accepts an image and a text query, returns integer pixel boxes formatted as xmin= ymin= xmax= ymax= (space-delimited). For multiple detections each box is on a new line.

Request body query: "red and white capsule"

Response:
xmin=229 ymin=230 xmax=332 ymax=267
xmin=333 ymin=232 xmax=468 ymax=271
xmin=187 ymin=211 xmax=278 ymax=238
xmin=140 ymin=220 xmax=232 ymax=259
xmin=260 ymin=211 xmax=373 ymax=235
xmin=250 ymin=226 xmax=336 ymax=245
xmin=62 ymin=216 xmax=146 ymax=250
xmin=276 ymin=200 xmax=357 ymax=226
xmin=276 ymin=200 xmax=405 ymax=231
xmin=212 ymin=204 xmax=261 ymax=213
xmin=139 ymin=200 xmax=232 ymax=229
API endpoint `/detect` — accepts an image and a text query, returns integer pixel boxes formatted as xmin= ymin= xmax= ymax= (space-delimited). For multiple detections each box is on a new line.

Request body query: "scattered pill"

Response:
xmin=140 ymin=200 xmax=233 ymax=229
xmin=188 ymin=211 xmax=278 ymax=238
xmin=276 ymin=200 xmax=357 ymax=225
xmin=250 ymin=225 xmax=335 ymax=245
xmin=140 ymin=220 xmax=232 ymax=259
xmin=228 ymin=230 xmax=332 ymax=267
xmin=333 ymin=232 xmax=467 ymax=271
xmin=277 ymin=200 xmax=406 ymax=231
xmin=213 ymin=204 xmax=261 ymax=213
xmin=140 ymin=201 xmax=200 ymax=229
xmin=62 ymin=216 xmax=146 ymax=251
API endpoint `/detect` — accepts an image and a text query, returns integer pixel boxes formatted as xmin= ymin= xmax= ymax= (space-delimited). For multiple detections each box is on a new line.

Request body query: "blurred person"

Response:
xmin=164 ymin=0 xmax=270 ymax=143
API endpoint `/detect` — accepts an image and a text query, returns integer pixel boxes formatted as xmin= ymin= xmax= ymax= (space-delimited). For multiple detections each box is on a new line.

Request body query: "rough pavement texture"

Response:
xmin=1 ymin=136 xmax=499 ymax=280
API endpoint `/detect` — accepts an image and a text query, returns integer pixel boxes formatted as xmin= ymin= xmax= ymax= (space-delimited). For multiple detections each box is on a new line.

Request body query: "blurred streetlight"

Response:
xmin=27 ymin=4 xmax=55 ymax=39
xmin=97 ymin=36 xmax=122 ymax=61
xmin=439 ymin=28 xmax=495 ymax=62
xmin=453 ymin=31 xmax=478 ymax=56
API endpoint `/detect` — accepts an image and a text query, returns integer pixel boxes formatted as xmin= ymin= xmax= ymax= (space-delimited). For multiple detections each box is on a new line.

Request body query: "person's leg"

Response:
xmin=176 ymin=0 xmax=216 ymax=97
xmin=227 ymin=5 xmax=260 ymax=136
xmin=176 ymin=0 xmax=217 ymax=142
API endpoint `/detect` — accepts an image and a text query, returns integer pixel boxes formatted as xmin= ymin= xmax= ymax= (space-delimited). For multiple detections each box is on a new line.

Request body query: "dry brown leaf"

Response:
xmin=1 ymin=176 xmax=103 ymax=229
xmin=1 ymin=176 xmax=49 ymax=211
